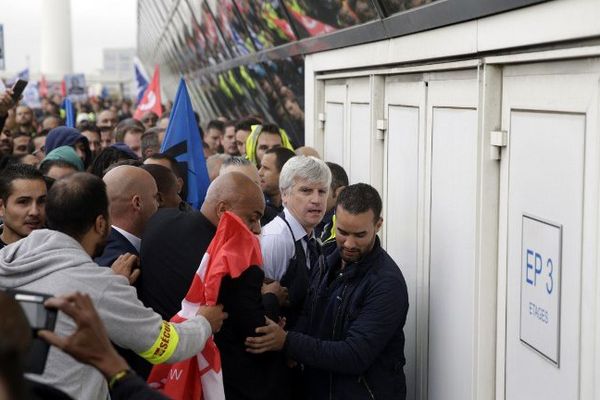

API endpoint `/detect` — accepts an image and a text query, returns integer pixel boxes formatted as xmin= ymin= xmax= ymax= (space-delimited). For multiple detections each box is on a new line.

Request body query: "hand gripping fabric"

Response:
xmin=147 ymin=212 xmax=263 ymax=400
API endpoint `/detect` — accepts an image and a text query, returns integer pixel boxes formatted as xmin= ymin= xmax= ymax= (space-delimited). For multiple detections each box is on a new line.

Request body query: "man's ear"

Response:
xmin=215 ymin=201 xmax=229 ymax=220
xmin=0 ymin=198 xmax=5 ymax=218
xmin=375 ymin=217 xmax=383 ymax=233
xmin=176 ymin=178 xmax=184 ymax=194
xmin=281 ymin=188 xmax=289 ymax=206
xmin=132 ymin=194 xmax=142 ymax=211
xmin=156 ymin=192 xmax=164 ymax=208
xmin=333 ymin=186 xmax=345 ymax=201
xmin=95 ymin=214 xmax=108 ymax=234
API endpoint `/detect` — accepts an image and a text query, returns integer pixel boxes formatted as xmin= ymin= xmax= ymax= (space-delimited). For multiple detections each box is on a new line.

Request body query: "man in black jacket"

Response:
xmin=94 ymin=165 xmax=158 ymax=267
xmin=246 ymin=183 xmax=409 ymax=400
xmin=139 ymin=173 xmax=288 ymax=396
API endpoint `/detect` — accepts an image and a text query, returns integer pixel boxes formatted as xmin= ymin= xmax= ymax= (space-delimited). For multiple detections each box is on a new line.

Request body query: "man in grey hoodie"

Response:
xmin=0 ymin=172 xmax=227 ymax=400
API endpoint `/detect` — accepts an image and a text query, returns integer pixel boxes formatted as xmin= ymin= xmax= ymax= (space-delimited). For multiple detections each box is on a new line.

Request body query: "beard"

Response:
xmin=340 ymin=247 xmax=363 ymax=264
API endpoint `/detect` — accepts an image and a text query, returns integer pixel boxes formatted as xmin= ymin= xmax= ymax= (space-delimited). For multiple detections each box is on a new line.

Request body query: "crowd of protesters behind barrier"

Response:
xmin=0 ymin=86 xmax=409 ymax=400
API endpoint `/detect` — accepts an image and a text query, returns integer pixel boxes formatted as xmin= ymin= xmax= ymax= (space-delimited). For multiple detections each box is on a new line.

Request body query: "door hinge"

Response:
xmin=490 ymin=130 xmax=507 ymax=160
xmin=376 ymin=119 xmax=387 ymax=140
xmin=318 ymin=113 xmax=326 ymax=129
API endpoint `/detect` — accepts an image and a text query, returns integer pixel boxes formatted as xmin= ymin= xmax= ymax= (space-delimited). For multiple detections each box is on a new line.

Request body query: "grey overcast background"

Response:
xmin=0 ymin=0 xmax=137 ymax=74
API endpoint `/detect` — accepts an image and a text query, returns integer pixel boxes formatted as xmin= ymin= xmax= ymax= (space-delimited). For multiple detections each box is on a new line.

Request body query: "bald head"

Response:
xmin=201 ymin=172 xmax=264 ymax=234
xmin=295 ymin=146 xmax=321 ymax=159
xmin=103 ymin=165 xmax=158 ymax=236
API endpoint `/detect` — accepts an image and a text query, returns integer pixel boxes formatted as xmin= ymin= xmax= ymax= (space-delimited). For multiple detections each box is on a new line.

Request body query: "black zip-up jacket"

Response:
xmin=285 ymin=237 xmax=409 ymax=400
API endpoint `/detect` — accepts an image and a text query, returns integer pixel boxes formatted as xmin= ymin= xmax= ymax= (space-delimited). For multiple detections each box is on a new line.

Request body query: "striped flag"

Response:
xmin=134 ymin=65 xmax=162 ymax=120
xmin=133 ymin=57 xmax=149 ymax=104
xmin=147 ymin=212 xmax=263 ymax=399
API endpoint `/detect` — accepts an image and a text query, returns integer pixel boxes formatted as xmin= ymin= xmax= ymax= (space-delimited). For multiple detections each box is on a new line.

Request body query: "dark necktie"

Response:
xmin=304 ymin=236 xmax=321 ymax=270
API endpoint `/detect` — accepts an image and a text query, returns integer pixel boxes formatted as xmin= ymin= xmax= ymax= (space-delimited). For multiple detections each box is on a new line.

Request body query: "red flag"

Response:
xmin=134 ymin=65 xmax=162 ymax=120
xmin=289 ymin=9 xmax=336 ymax=37
xmin=60 ymin=79 xmax=67 ymax=97
xmin=147 ymin=212 xmax=263 ymax=400
xmin=273 ymin=17 xmax=297 ymax=41
xmin=39 ymin=75 xmax=48 ymax=98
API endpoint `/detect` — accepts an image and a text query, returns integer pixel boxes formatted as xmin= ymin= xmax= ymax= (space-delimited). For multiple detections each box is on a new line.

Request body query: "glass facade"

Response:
xmin=138 ymin=0 xmax=542 ymax=146
xmin=281 ymin=0 xmax=379 ymax=38
xmin=379 ymin=0 xmax=434 ymax=15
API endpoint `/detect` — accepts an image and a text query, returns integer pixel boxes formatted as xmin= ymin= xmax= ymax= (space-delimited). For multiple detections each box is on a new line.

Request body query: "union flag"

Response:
xmin=134 ymin=65 xmax=162 ymax=120
xmin=147 ymin=212 xmax=263 ymax=400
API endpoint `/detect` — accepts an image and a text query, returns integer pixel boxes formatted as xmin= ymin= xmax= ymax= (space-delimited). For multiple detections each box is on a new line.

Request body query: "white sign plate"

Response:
xmin=520 ymin=214 xmax=562 ymax=366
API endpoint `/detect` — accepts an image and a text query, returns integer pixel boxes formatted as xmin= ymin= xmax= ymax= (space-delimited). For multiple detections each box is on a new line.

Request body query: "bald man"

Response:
xmin=94 ymin=166 xmax=159 ymax=267
xmin=140 ymin=172 xmax=266 ymax=321
xmin=141 ymin=173 xmax=289 ymax=397
xmin=294 ymin=146 xmax=321 ymax=159
xmin=136 ymin=173 xmax=283 ymax=379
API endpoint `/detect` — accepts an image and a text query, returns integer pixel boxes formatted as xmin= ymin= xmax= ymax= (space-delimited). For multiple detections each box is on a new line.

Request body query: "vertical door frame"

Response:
xmin=495 ymin=57 xmax=600 ymax=400
xmin=382 ymin=74 xmax=429 ymax=400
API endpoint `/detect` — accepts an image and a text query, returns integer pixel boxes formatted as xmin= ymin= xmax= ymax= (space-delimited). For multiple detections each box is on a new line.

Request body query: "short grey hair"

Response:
xmin=279 ymin=155 xmax=331 ymax=194
xmin=220 ymin=156 xmax=251 ymax=173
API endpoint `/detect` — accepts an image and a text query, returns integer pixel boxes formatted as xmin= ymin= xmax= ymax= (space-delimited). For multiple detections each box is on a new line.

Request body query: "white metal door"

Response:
xmin=322 ymin=78 xmax=374 ymax=186
xmin=346 ymin=77 xmax=373 ymax=185
xmin=498 ymin=60 xmax=600 ymax=400
xmin=383 ymin=75 xmax=427 ymax=400
xmin=426 ymin=71 xmax=480 ymax=400
xmin=323 ymin=81 xmax=347 ymax=167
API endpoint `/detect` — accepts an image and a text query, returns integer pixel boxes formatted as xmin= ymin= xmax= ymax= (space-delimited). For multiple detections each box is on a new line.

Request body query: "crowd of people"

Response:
xmin=0 ymin=88 xmax=409 ymax=400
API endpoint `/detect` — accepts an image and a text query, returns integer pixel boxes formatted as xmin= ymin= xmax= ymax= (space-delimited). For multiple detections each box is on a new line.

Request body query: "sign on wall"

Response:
xmin=520 ymin=214 xmax=562 ymax=365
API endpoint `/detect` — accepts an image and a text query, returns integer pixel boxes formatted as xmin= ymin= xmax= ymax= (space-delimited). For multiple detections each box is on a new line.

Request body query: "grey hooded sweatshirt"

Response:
xmin=0 ymin=229 xmax=211 ymax=400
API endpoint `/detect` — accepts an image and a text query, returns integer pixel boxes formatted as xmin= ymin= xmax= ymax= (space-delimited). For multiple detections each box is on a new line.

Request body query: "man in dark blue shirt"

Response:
xmin=246 ymin=183 xmax=409 ymax=400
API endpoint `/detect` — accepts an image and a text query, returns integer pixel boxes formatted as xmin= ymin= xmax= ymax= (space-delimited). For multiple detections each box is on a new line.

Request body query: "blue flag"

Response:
xmin=160 ymin=78 xmax=209 ymax=209
xmin=64 ymin=98 xmax=75 ymax=128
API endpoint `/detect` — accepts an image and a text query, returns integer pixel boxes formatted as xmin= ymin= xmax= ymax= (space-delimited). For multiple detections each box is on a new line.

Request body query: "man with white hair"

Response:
xmin=260 ymin=155 xmax=331 ymax=329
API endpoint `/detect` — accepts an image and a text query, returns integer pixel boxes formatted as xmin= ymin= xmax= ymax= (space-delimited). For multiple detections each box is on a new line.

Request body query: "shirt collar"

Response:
xmin=112 ymin=225 xmax=141 ymax=252
xmin=283 ymin=208 xmax=313 ymax=241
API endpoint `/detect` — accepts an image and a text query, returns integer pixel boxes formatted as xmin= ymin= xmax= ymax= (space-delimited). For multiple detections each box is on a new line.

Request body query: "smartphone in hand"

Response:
xmin=11 ymin=79 xmax=28 ymax=102
xmin=9 ymin=290 xmax=58 ymax=374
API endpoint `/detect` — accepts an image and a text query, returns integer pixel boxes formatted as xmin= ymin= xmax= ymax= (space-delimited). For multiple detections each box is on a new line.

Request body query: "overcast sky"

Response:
xmin=0 ymin=0 xmax=137 ymax=75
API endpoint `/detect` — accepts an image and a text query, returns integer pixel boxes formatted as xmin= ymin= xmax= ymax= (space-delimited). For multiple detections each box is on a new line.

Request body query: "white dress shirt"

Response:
xmin=260 ymin=208 xmax=314 ymax=281
xmin=112 ymin=225 xmax=141 ymax=253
